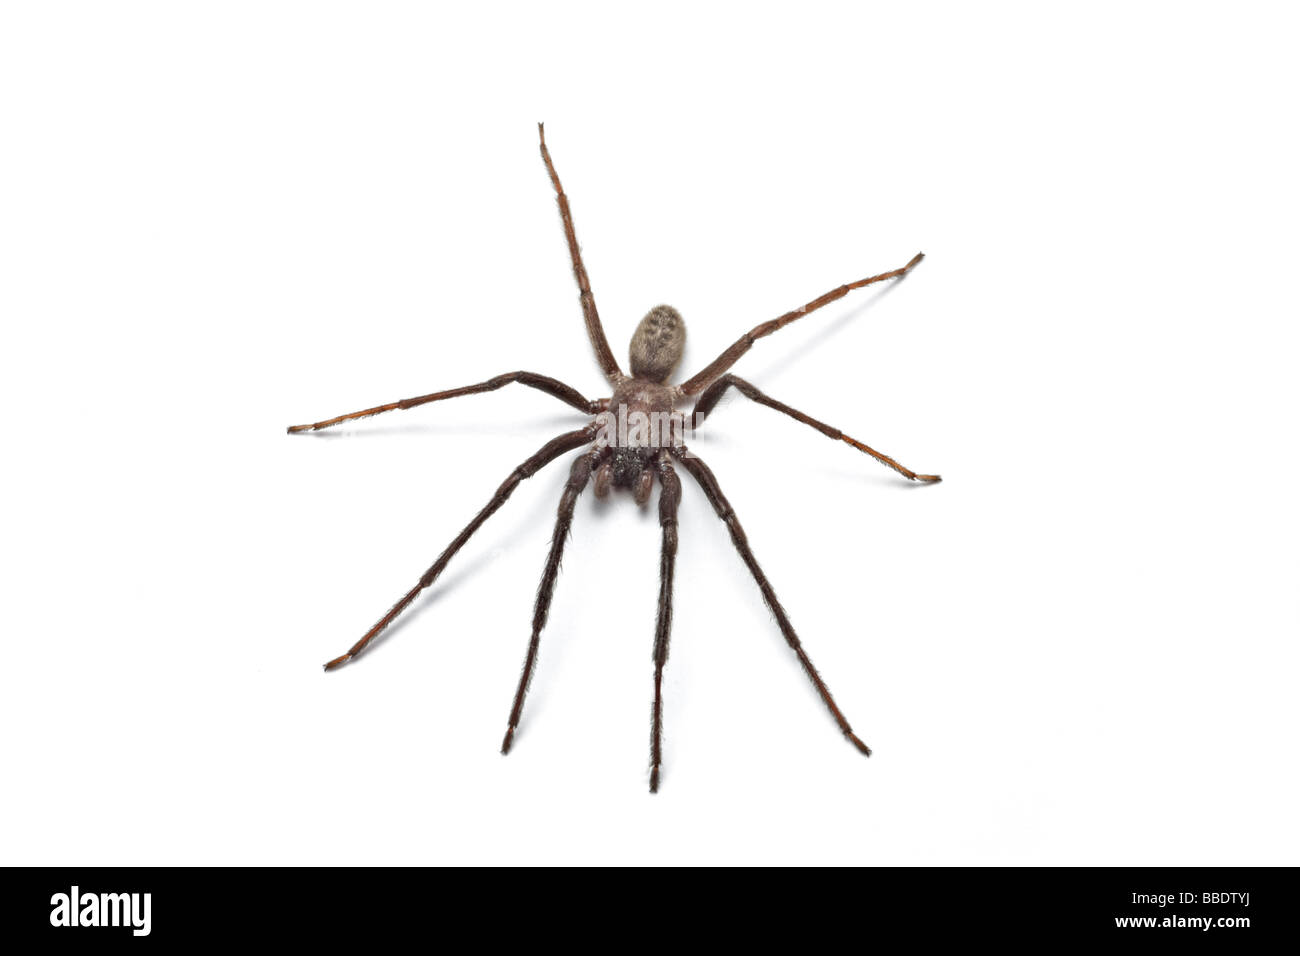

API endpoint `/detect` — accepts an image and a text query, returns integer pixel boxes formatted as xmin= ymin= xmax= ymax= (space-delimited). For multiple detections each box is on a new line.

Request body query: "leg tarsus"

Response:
xmin=846 ymin=731 xmax=872 ymax=757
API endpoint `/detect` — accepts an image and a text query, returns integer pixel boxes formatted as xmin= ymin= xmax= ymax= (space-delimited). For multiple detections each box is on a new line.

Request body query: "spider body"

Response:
xmin=602 ymin=371 xmax=684 ymax=503
xmin=289 ymin=125 xmax=940 ymax=792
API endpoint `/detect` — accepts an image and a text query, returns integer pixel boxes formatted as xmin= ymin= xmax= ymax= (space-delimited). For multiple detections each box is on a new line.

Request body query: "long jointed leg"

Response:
xmin=674 ymin=449 xmax=873 ymax=756
xmin=692 ymin=375 xmax=941 ymax=482
xmin=678 ymin=252 xmax=924 ymax=396
xmin=650 ymin=454 xmax=681 ymax=792
xmin=501 ymin=450 xmax=599 ymax=754
xmin=537 ymin=124 xmax=623 ymax=383
xmin=323 ymin=426 xmax=597 ymax=671
xmin=287 ymin=371 xmax=599 ymax=433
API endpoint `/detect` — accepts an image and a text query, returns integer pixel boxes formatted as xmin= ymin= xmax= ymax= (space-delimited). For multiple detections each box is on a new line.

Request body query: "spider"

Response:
xmin=288 ymin=124 xmax=941 ymax=792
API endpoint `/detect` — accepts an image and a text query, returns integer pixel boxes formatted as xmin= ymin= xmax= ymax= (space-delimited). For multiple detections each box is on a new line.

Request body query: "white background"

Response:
xmin=2 ymin=2 xmax=1296 ymax=866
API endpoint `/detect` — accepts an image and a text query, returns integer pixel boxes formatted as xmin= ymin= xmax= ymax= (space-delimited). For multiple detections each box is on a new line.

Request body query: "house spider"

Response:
xmin=288 ymin=125 xmax=940 ymax=792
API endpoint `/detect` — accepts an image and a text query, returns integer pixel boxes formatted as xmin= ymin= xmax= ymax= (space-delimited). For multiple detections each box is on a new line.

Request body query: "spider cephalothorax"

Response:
xmin=599 ymin=367 xmax=686 ymax=504
xmin=288 ymin=125 xmax=940 ymax=792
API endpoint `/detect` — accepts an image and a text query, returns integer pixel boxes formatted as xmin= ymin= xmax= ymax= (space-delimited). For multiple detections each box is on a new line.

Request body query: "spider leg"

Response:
xmin=322 ymin=425 xmax=597 ymax=671
xmin=691 ymin=375 xmax=941 ymax=482
xmin=501 ymin=449 xmax=601 ymax=754
xmin=678 ymin=252 xmax=924 ymax=396
xmin=537 ymin=123 xmax=623 ymax=383
xmin=650 ymin=453 xmax=681 ymax=793
xmin=287 ymin=371 xmax=601 ymax=433
xmin=672 ymin=447 xmax=873 ymax=757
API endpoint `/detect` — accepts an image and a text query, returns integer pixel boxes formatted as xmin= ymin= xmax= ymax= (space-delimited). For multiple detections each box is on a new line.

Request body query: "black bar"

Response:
xmin=6 ymin=867 xmax=1289 ymax=945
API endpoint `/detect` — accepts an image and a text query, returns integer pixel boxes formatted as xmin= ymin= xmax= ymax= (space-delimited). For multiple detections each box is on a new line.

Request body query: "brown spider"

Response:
xmin=288 ymin=124 xmax=940 ymax=792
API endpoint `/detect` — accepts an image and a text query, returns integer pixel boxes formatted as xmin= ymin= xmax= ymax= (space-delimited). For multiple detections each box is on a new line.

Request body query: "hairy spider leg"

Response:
xmin=678 ymin=252 xmax=924 ymax=396
xmin=691 ymin=375 xmax=941 ymax=482
xmin=501 ymin=448 xmax=602 ymax=754
xmin=673 ymin=448 xmax=873 ymax=757
xmin=538 ymin=123 xmax=623 ymax=383
xmin=650 ymin=453 xmax=681 ymax=793
xmin=322 ymin=426 xmax=598 ymax=671
xmin=286 ymin=371 xmax=599 ymax=433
